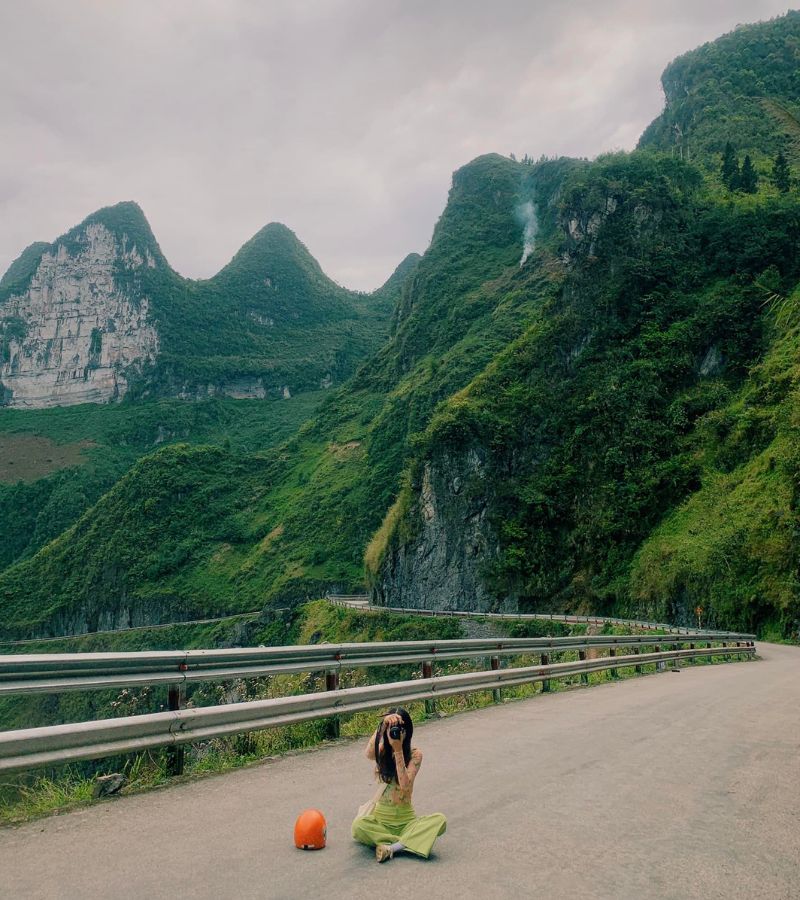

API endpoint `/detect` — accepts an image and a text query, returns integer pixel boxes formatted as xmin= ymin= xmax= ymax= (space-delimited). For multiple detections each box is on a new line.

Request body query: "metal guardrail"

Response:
xmin=0 ymin=632 xmax=755 ymax=696
xmin=326 ymin=596 xmax=736 ymax=636
xmin=0 ymin=644 xmax=755 ymax=775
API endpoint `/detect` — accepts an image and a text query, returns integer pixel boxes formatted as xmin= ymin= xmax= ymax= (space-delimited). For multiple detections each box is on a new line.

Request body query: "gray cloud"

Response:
xmin=0 ymin=0 xmax=792 ymax=290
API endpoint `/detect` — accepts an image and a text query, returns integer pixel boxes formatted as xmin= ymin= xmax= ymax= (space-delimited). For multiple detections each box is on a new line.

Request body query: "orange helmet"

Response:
xmin=294 ymin=809 xmax=327 ymax=850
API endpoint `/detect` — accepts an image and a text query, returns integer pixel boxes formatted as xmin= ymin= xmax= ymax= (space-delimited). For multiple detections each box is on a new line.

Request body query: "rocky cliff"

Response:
xmin=0 ymin=222 xmax=159 ymax=408
xmin=373 ymin=449 xmax=513 ymax=612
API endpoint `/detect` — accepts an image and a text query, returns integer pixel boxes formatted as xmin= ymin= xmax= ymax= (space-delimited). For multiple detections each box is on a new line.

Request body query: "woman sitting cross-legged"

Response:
xmin=351 ymin=707 xmax=447 ymax=863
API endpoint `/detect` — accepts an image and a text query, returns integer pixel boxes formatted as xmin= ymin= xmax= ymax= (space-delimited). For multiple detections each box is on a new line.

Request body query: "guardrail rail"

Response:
xmin=0 ymin=631 xmax=756 ymax=776
xmin=326 ymin=595 xmax=736 ymax=636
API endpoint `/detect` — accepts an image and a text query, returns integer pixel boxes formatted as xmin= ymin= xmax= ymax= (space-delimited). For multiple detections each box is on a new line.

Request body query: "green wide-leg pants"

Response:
xmin=351 ymin=801 xmax=446 ymax=858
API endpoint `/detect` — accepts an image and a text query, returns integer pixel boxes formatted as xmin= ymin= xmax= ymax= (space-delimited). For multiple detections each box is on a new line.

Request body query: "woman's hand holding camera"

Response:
xmin=383 ymin=713 xmax=404 ymax=751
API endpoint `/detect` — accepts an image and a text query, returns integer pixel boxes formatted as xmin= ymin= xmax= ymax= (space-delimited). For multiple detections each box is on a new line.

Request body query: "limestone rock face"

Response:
xmin=374 ymin=449 xmax=513 ymax=612
xmin=175 ymin=379 xmax=268 ymax=401
xmin=698 ymin=344 xmax=724 ymax=376
xmin=0 ymin=223 xmax=159 ymax=408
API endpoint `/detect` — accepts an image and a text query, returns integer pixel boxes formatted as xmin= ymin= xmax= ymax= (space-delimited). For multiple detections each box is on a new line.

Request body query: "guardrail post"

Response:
xmin=578 ymin=649 xmax=589 ymax=684
xmin=633 ymin=646 xmax=642 ymax=674
xmin=654 ymin=644 xmax=665 ymax=672
xmin=541 ymin=653 xmax=550 ymax=692
xmin=422 ymin=660 xmax=437 ymax=714
xmin=325 ymin=670 xmax=340 ymax=739
xmin=608 ymin=647 xmax=619 ymax=679
xmin=166 ymin=684 xmax=185 ymax=776
xmin=490 ymin=656 xmax=501 ymax=703
xmin=689 ymin=643 xmax=695 ymax=664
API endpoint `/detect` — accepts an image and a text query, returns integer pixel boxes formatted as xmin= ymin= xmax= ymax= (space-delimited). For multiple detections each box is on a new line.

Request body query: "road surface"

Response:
xmin=1 ymin=642 xmax=797 ymax=899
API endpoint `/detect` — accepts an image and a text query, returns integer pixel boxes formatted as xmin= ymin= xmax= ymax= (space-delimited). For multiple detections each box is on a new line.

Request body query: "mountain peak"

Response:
xmin=1 ymin=202 xmax=164 ymax=299
xmin=257 ymin=221 xmax=295 ymax=237
xmin=425 ymin=152 xmax=522 ymax=266
xmin=639 ymin=10 xmax=800 ymax=162
xmin=97 ymin=199 xmax=147 ymax=218
xmin=456 ymin=152 xmax=517 ymax=174
xmin=78 ymin=201 xmax=163 ymax=259
xmin=240 ymin=221 xmax=309 ymax=256
xmin=213 ymin=220 xmax=328 ymax=287
xmin=78 ymin=200 xmax=151 ymax=233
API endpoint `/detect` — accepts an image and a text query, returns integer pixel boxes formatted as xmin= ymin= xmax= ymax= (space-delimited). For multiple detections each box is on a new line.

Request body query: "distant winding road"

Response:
xmin=1 ymin=642 xmax=797 ymax=900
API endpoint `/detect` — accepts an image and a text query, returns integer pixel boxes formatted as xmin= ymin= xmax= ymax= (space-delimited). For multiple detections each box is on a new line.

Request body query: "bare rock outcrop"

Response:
xmin=0 ymin=223 xmax=159 ymax=408
xmin=374 ymin=449 xmax=513 ymax=612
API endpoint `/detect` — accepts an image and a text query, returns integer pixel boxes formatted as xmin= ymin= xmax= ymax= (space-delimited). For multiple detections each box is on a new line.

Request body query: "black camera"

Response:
xmin=389 ymin=725 xmax=404 ymax=740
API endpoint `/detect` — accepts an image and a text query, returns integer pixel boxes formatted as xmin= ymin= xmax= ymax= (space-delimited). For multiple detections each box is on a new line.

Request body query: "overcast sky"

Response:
xmin=0 ymin=1 xmax=793 ymax=291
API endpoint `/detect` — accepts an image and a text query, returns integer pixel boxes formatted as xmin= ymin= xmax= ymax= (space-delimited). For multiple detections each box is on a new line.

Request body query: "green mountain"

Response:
xmin=2 ymin=12 xmax=800 ymax=640
xmin=371 ymin=13 xmax=800 ymax=636
xmin=147 ymin=219 xmax=390 ymax=396
xmin=0 ymin=245 xmax=426 ymax=576
xmin=1 ymin=202 xmax=390 ymax=407
xmin=639 ymin=11 xmax=800 ymax=164
xmin=372 ymin=153 xmax=800 ymax=636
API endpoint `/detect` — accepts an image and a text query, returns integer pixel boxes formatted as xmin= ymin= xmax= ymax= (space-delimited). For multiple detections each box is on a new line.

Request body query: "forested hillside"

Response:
xmin=0 ymin=393 xmax=322 ymax=572
xmin=640 ymin=10 xmax=800 ymax=165
xmin=373 ymin=154 xmax=800 ymax=635
xmin=0 ymin=211 xmax=410 ymax=575
xmin=2 ymin=11 xmax=799 ymax=640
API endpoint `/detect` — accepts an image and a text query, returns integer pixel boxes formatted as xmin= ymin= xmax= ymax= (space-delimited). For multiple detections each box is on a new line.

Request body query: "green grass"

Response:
xmin=0 ymin=434 xmax=94 ymax=483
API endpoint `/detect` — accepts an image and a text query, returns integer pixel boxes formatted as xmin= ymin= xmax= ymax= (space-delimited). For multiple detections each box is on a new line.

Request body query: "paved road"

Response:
xmin=1 ymin=643 xmax=797 ymax=900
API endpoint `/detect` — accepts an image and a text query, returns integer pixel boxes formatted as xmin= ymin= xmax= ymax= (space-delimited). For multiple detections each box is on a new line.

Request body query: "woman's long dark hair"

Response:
xmin=375 ymin=707 xmax=413 ymax=784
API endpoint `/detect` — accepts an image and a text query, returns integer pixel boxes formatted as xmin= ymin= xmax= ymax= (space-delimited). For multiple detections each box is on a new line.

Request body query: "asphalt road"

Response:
xmin=1 ymin=643 xmax=797 ymax=900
